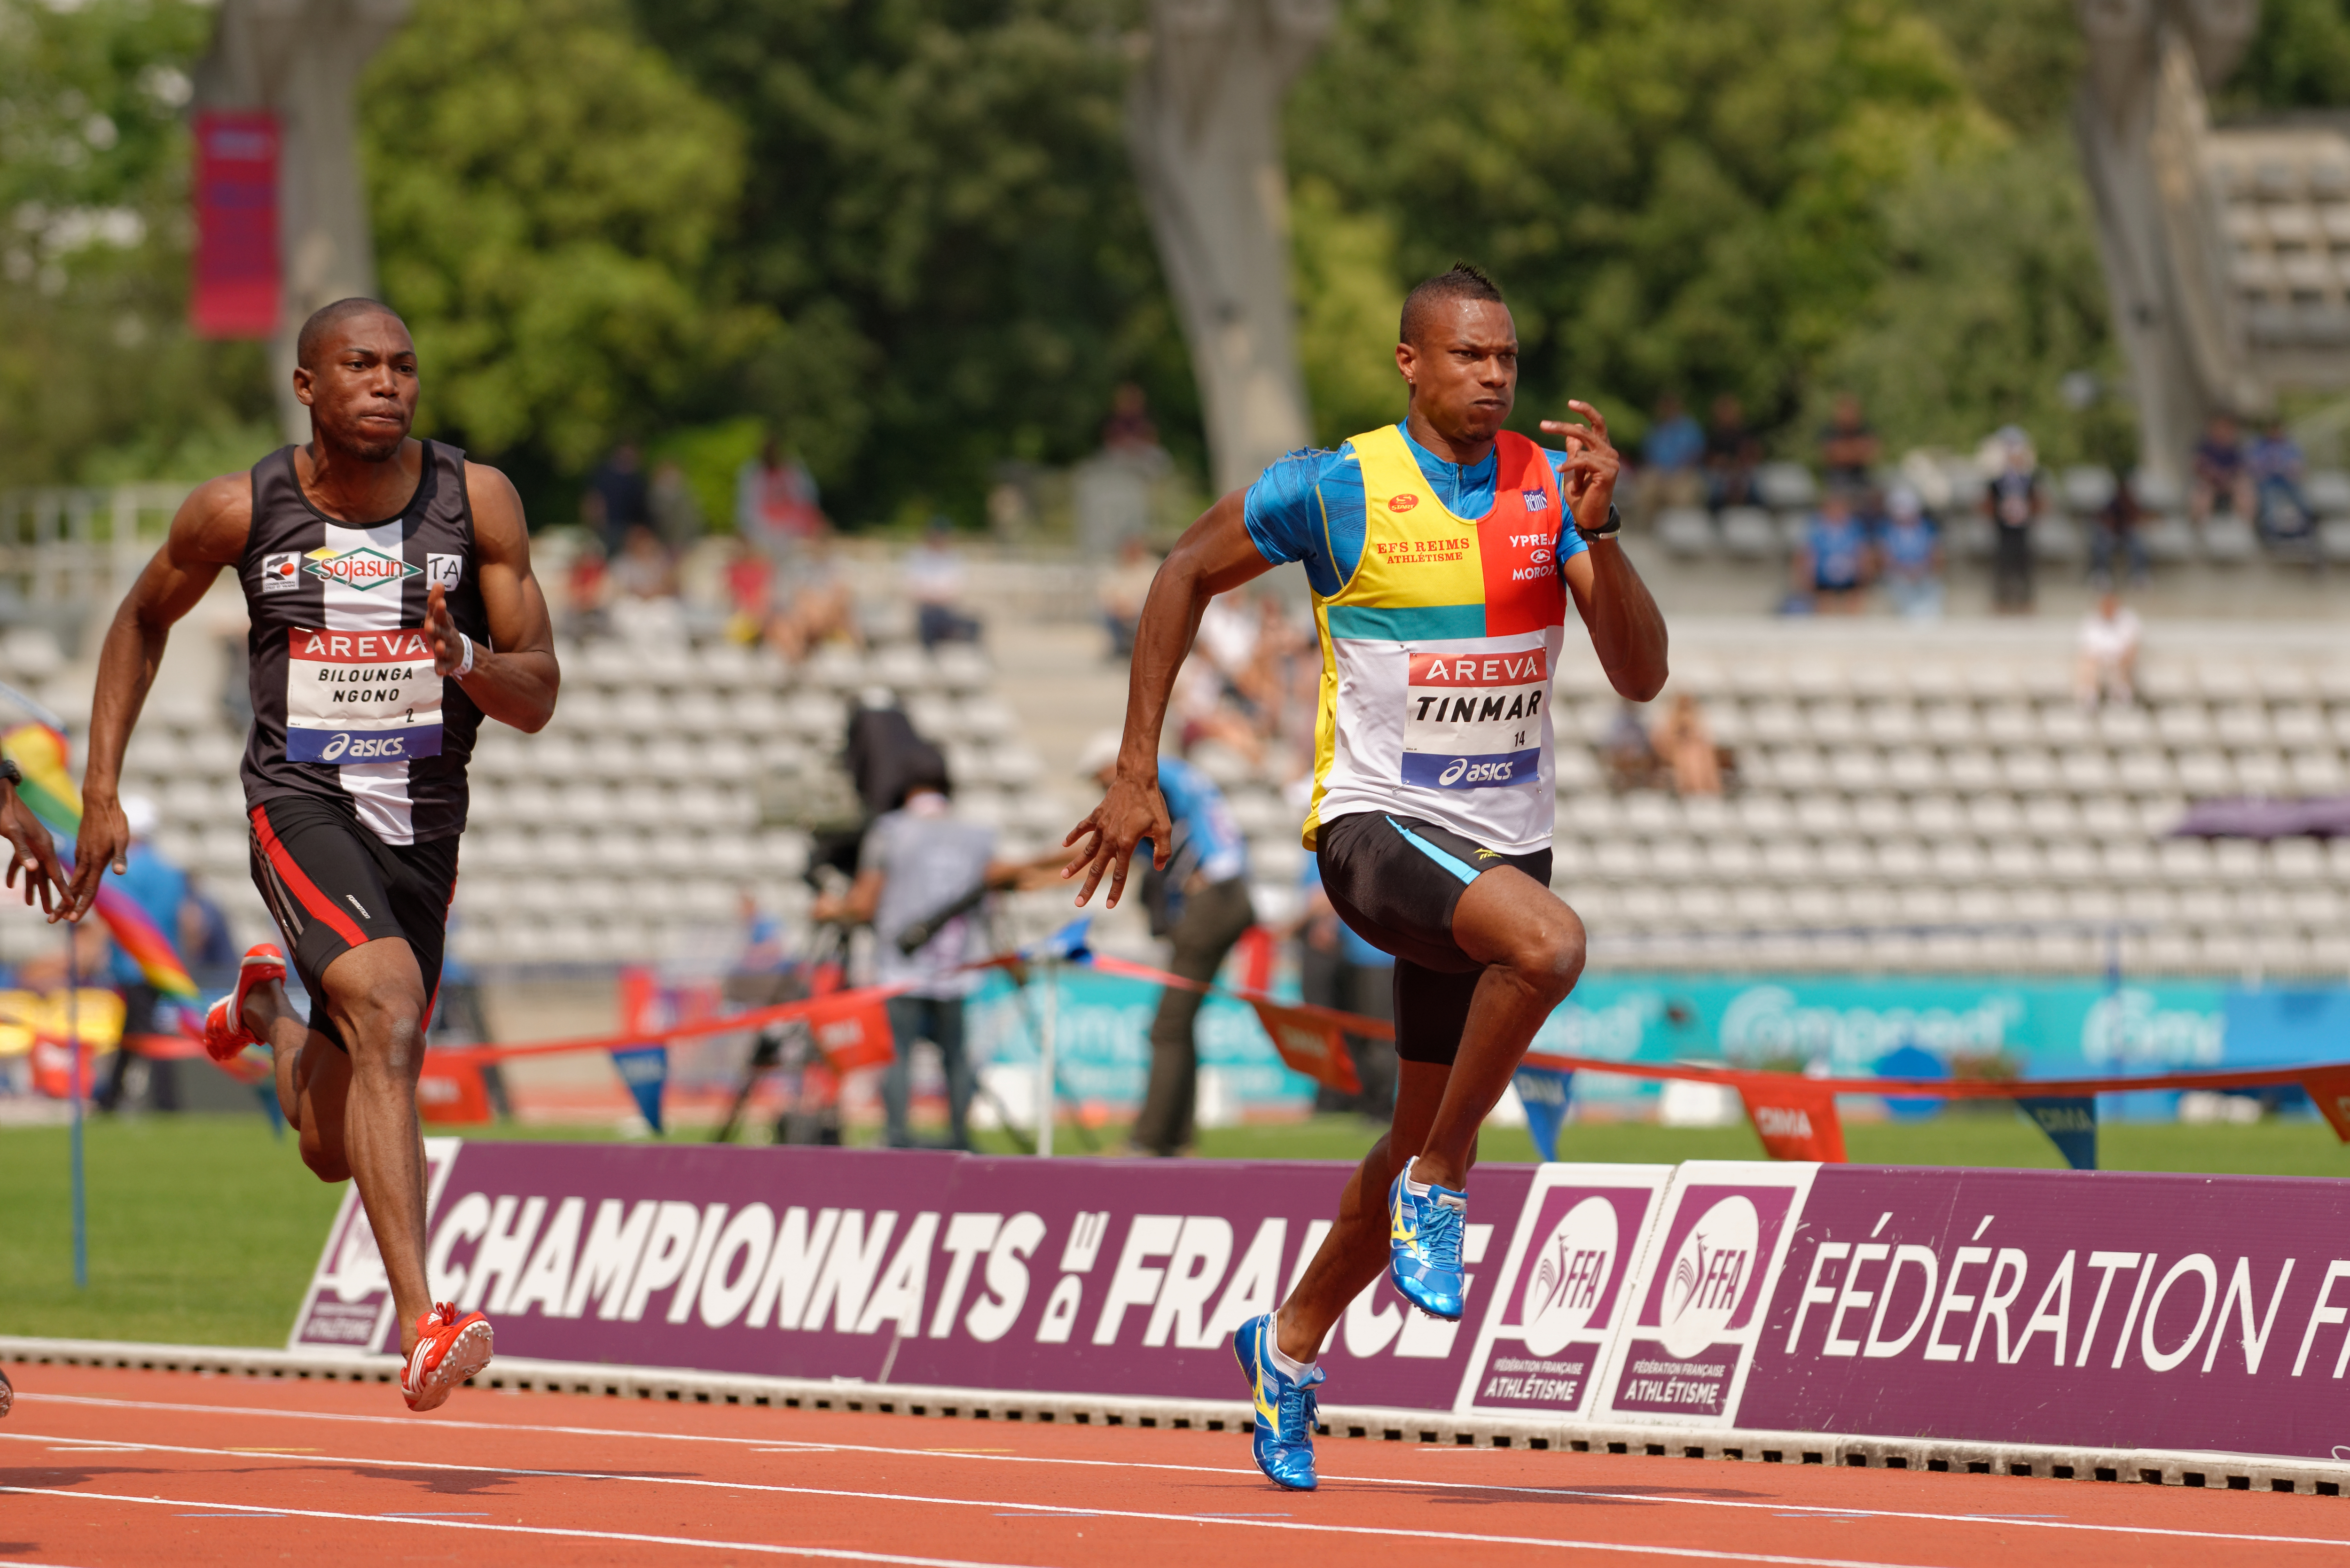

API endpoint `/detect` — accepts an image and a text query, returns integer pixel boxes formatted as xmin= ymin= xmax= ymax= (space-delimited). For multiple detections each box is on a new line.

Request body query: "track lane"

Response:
xmin=2 ymin=1364 xmax=2345 ymax=1568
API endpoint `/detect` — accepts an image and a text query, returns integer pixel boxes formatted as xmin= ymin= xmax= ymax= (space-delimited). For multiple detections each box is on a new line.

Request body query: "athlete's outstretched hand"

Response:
xmin=1540 ymin=400 xmax=1622 ymax=535
xmin=1062 ymin=771 xmax=1171 ymax=910
xmin=0 ymin=788 xmax=64 ymax=918
xmin=423 ymin=583 xmax=467 ymax=678
xmin=60 ymin=787 xmax=127 ymax=924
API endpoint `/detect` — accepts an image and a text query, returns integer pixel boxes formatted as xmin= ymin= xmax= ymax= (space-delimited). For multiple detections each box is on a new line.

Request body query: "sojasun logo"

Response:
xmin=305 ymin=546 xmax=421 ymax=592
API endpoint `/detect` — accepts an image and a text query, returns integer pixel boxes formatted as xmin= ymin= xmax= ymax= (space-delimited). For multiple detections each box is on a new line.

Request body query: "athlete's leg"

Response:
xmin=243 ymin=977 xmax=355 ymax=1181
xmin=1274 ymin=1056 xmax=1448 ymax=1363
xmin=317 ymin=936 xmax=434 ymax=1352
xmin=1412 ymin=866 xmax=1584 ymax=1190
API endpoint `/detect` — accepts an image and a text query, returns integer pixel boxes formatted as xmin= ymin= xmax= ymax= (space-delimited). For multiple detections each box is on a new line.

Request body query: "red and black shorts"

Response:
xmin=1315 ymin=811 xmax=1553 ymax=1067
xmin=248 ymin=795 xmax=459 ymax=1053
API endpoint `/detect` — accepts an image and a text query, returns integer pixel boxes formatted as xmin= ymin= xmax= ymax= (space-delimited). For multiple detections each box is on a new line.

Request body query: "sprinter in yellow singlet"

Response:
xmin=1065 ymin=263 xmax=1668 ymax=1489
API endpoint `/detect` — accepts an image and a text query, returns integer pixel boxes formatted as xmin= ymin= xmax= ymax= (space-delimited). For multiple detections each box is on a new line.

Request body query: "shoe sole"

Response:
xmin=403 ymin=1320 xmax=494 ymax=1413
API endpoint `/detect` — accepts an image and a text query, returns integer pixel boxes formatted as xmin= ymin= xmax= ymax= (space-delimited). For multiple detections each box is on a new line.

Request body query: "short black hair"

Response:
xmin=296 ymin=297 xmax=407 ymax=370
xmin=1400 ymin=262 xmax=1505 ymax=346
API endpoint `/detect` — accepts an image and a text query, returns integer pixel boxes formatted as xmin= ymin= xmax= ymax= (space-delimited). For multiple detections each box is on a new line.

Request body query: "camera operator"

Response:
xmin=810 ymin=770 xmax=1075 ymax=1149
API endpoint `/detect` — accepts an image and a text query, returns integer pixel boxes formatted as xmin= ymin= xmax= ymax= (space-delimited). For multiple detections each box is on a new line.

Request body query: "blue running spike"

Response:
xmin=1387 ymin=1157 xmax=1467 ymax=1320
xmin=1233 ymin=1313 xmax=1323 ymax=1490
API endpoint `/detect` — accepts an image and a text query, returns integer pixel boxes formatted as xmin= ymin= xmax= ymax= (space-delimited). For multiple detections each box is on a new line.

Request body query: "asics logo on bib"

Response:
xmin=317 ymin=732 xmax=410 ymax=763
xmin=1439 ymin=757 xmax=1517 ymax=785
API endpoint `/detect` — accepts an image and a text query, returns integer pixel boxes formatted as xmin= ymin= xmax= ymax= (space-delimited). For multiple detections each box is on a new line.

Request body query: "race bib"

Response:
xmin=1401 ymin=647 xmax=1546 ymax=789
xmin=285 ymin=627 xmax=443 ymax=764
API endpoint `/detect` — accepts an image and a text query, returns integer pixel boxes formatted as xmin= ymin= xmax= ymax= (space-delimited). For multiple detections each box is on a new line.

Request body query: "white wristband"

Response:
xmin=455 ymin=632 xmax=476 ymax=679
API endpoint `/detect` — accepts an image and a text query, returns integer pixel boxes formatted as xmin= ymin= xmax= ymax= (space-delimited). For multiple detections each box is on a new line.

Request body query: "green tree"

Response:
xmin=359 ymin=0 xmax=769 ymax=494
xmin=633 ymin=0 xmax=1199 ymax=527
xmin=2227 ymin=0 xmax=2350 ymax=111
xmin=0 ymin=0 xmax=275 ymax=490
xmin=1287 ymin=0 xmax=1999 ymax=451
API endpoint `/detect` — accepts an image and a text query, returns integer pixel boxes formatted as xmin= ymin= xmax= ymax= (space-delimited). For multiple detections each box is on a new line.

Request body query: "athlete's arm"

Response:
xmin=66 ymin=476 xmax=251 ymax=920
xmin=0 ymin=784 xmax=64 ymax=915
xmin=1545 ymin=401 xmax=1668 ymax=702
xmin=1062 ymin=489 xmax=1272 ymax=909
xmin=425 ymin=464 xmax=559 ymax=733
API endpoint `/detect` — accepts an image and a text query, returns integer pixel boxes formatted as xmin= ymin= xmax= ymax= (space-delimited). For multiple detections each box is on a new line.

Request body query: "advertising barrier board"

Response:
xmin=291 ymin=1142 xmax=2350 ymax=1467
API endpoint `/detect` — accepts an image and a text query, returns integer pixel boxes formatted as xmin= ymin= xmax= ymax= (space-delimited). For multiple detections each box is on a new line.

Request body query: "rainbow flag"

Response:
xmin=5 ymin=724 xmax=202 ymax=1010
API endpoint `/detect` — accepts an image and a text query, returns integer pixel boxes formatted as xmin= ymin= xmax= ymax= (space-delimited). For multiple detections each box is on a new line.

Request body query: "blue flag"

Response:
xmin=612 ymin=1045 xmax=668 ymax=1134
xmin=2018 ymin=1094 xmax=2097 ymax=1170
xmin=1026 ymin=917 xmax=1093 ymax=964
xmin=1513 ymin=1064 xmax=1574 ymax=1162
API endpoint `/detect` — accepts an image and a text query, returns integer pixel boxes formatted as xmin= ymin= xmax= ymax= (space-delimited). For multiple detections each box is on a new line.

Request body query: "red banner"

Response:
xmin=2304 ymin=1064 xmax=2350 ymax=1143
xmin=804 ymin=990 xmax=895 ymax=1074
xmin=191 ymin=110 xmax=279 ymax=339
xmin=1736 ymin=1079 xmax=1847 ymax=1162
xmin=417 ymin=1060 xmax=494 ymax=1124
xmin=1248 ymin=999 xmax=1362 ymax=1094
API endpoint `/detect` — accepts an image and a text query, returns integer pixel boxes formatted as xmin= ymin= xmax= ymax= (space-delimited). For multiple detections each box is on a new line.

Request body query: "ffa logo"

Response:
xmin=260 ymin=553 xmax=301 ymax=593
xmin=1388 ymin=493 xmax=1419 ymax=513
xmin=304 ymin=546 xmax=420 ymax=591
xmin=1531 ymin=548 xmax=1553 ymax=565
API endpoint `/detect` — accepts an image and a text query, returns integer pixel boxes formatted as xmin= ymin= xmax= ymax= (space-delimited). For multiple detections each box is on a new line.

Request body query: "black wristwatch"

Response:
xmin=0 ymin=758 xmax=22 ymax=788
xmin=1575 ymin=504 xmax=1622 ymax=540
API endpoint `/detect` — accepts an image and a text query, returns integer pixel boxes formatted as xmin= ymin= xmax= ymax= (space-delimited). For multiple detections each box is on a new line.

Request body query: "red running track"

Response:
xmin=2 ymin=1362 xmax=2348 ymax=1567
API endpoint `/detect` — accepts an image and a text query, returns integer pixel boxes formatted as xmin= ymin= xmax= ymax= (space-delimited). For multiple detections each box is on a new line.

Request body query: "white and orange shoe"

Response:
xmin=400 ymin=1303 xmax=494 ymax=1413
xmin=202 ymin=944 xmax=287 ymax=1065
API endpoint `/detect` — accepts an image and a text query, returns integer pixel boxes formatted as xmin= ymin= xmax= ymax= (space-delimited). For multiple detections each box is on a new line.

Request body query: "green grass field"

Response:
xmin=4 ymin=1110 xmax=2348 ymax=1349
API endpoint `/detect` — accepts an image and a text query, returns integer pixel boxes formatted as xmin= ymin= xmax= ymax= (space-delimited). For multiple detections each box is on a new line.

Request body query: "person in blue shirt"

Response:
xmin=1793 ymin=488 xmax=1873 ymax=614
xmin=1635 ymin=393 xmax=1705 ymax=527
xmin=1078 ymin=731 xmax=1253 ymax=1155
xmin=97 ymin=794 xmax=191 ymax=1111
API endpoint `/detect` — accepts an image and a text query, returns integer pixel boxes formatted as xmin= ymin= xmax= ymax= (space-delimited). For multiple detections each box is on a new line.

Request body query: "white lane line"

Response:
xmin=17 ymin=1394 xmax=2350 ymax=1551
xmin=0 ymin=1482 xmax=1971 ymax=1568
xmin=0 ymin=1490 xmax=1051 ymax=1567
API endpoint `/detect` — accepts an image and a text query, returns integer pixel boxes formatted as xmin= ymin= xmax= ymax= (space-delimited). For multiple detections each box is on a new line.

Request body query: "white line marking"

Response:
xmin=0 ymin=1482 xmax=1967 ymax=1568
xmin=0 ymin=1489 xmax=1050 ymax=1567
xmin=17 ymin=1393 xmax=2350 ymax=1551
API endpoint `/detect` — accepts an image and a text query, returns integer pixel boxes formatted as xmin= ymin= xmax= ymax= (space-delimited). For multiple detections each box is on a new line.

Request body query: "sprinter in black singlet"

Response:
xmin=65 ymin=298 xmax=560 ymax=1412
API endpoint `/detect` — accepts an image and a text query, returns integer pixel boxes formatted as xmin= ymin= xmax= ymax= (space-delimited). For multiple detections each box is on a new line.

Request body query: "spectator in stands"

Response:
xmin=1097 ymin=535 xmax=1160 ymax=659
xmin=1793 ymin=489 xmax=1872 ymax=614
xmin=649 ymin=458 xmax=704 ymax=553
xmin=2075 ymin=591 xmax=2142 ymax=709
xmin=1102 ymin=381 xmax=1161 ymax=453
xmin=563 ymin=536 xmax=612 ymax=640
xmin=1651 ymin=692 xmax=1723 ymax=797
xmin=1983 ymin=426 xmax=2043 ymax=614
xmin=765 ymin=529 xmax=862 ymax=661
xmin=608 ymin=524 xmax=678 ymax=601
xmin=2190 ymin=413 xmax=2255 ymax=525
xmin=2250 ymin=416 xmax=2313 ymax=544
xmin=2089 ymin=467 xmax=2148 ymax=589
xmin=95 ymin=794 xmax=191 ymax=1112
xmin=721 ymin=538 xmax=775 ymax=645
xmin=1078 ymin=731 xmax=1255 ymax=1158
xmin=810 ymin=775 xmax=1069 ymax=1150
xmin=736 ymin=438 xmax=828 ymax=560
xmin=586 ymin=442 xmax=651 ymax=557
xmin=1817 ymin=394 xmax=1881 ymax=492
xmin=1637 ymin=393 xmax=1705 ymax=527
xmin=1603 ymin=700 xmax=1661 ymax=792
xmin=902 ymin=517 xmax=983 ymax=648
xmin=1704 ymin=393 xmax=1759 ymax=510
xmin=1296 ymin=857 xmax=1396 ymax=1119
xmin=1877 ymin=485 xmax=1944 ymax=619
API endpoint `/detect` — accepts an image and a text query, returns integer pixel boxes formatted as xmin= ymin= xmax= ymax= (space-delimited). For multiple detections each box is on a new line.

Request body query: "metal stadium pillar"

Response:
xmin=1127 ymin=0 xmax=1332 ymax=496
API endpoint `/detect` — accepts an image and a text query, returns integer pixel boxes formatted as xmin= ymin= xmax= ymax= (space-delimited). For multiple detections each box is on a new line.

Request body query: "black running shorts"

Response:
xmin=1315 ymin=811 xmax=1554 ymax=1067
xmin=248 ymin=795 xmax=460 ymax=1053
